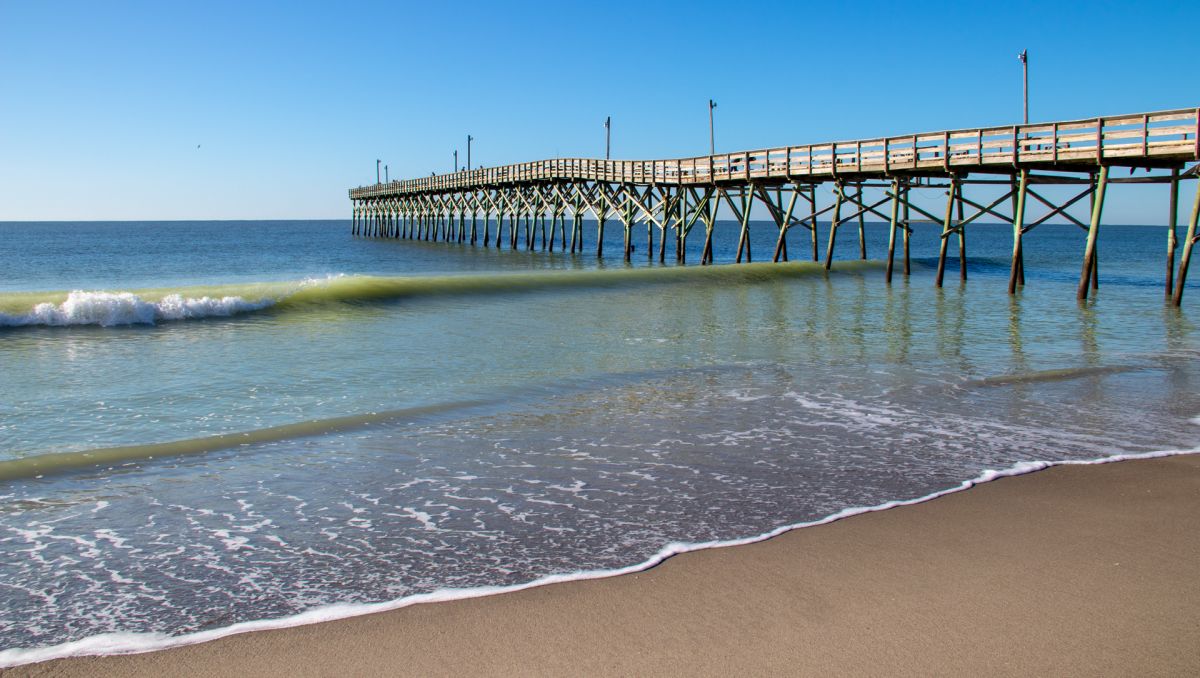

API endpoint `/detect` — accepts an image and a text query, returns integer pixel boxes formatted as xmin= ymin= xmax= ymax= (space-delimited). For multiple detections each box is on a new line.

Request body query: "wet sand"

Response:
xmin=14 ymin=453 xmax=1200 ymax=677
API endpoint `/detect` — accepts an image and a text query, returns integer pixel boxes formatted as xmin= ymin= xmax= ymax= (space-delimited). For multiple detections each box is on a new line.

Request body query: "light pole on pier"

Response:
xmin=454 ymin=150 xmax=458 ymax=172
xmin=1018 ymin=49 xmax=1028 ymax=124
xmin=385 ymin=165 xmax=389 ymax=182
xmin=708 ymin=100 xmax=717 ymax=155
xmin=376 ymin=159 xmax=381 ymax=184
xmin=605 ymin=116 xmax=611 ymax=160
xmin=467 ymin=135 xmax=473 ymax=170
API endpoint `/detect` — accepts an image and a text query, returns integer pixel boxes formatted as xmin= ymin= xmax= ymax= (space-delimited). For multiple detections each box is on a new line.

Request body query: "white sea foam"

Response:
xmin=1 ymin=446 xmax=1194 ymax=669
xmin=0 ymin=291 xmax=276 ymax=327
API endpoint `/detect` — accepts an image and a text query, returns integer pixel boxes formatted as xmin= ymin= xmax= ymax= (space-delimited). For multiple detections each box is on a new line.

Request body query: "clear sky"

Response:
xmin=1 ymin=0 xmax=1197 ymax=222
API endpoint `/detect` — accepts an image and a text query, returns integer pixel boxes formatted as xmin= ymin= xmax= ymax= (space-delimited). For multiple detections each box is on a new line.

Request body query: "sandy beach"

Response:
xmin=11 ymin=452 xmax=1198 ymax=677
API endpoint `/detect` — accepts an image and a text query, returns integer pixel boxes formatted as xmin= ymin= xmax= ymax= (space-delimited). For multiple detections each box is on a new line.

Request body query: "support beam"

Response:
xmin=935 ymin=175 xmax=960 ymax=287
xmin=1077 ymin=166 xmax=1109 ymax=300
xmin=1171 ymin=177 xmax=1200 ymax=307
xmin=1166 ymin=168 xmax=1180 ymax=297
xmin=902 ymin=188 xmax=911 ymax=276
xmin=1009 ymin=171 xmax=1029 ymax=295
xmin=857 ymin=184 xmax=867 ymax=260
xmin=885 ymin=179 xmax=900 ymax=283
xmin=824 ymin=182 xmax=844 ymax=270
xmin=956 ymin=181 xmax=967 ymax=281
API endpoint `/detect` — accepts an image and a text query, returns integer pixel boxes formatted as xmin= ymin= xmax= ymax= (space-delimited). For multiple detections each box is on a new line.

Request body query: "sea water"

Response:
xmin=1 ymin=219 xmax=1198 ymax=664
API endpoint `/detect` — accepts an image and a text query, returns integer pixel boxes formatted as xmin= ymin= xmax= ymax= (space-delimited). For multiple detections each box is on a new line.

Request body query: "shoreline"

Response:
xmin=10 ymin=451 xmax=1200 ymax=676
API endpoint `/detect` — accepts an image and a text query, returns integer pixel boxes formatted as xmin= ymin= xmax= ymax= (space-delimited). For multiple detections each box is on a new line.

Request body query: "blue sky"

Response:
xmin=1 ymin=0 xmax=1197 ymax=222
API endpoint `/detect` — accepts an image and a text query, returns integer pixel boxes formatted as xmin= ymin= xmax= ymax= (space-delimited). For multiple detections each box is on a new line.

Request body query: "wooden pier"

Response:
xmin=349 ymin=108 xmax=1200 ymax=304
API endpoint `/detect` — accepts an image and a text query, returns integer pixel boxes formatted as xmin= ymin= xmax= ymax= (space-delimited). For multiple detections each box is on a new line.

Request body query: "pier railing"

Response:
xmin=351 ymin=108 xmax=1200 ymax=198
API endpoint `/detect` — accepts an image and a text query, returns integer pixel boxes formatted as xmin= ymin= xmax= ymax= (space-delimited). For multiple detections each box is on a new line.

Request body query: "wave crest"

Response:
xmin=1 ymin=291 xmax=276 ymax=327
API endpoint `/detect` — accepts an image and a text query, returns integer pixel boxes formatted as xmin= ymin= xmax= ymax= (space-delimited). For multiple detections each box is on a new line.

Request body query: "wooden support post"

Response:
xmin=1172 ymin=176 xmax=1200 ymax=306
xmin=701 ymin=193 xmax=716 ymax=265
xmin=902 ymin=189 xmax=911 ymax=276
xmin=597 ymin=208 xmax=606 ymax=258
xmin=735 ymin=187 xmax=753 ymax=263
xmin=809 ymin=188 xmax=819 ymax=262
xmin=658 ymin=211 xmax=667 ymax=263
xmin=560 ymin=208 xmax=568 ymax=252
xmin=1087 ymin=175 xmax=1098 ymax=291
xmin=623 ymin=193 xmax=634 ymax=263
xmin=956 ymin=182 xmax=967 ymax=281
xmin=935 ymin=175 xmax=959 ymax=287
xmin=772 ymin=186 xmax=799 ymax=262
xmin=658 ymin=189 xmax=669 ymax=263
xmin=1016 ymin=185 xmax=1026 ymax=285
xmin=857 ymin=185 xmax=867 ymax=259
xmin=1009 ymin=171 xmax=1029 ymax=294
xmin=1077 ymin=166 xmax=1109 ymax=300
xmin=824 ymin=182 xmax=844 ymax=270
xmin=571 ymin=202 xmax=581 ymax=254
xmin=1167 ymin=168 xmax=1179 ymax=297
xmin=885 ymin=178 xmax=900 ymax=283
xmin=646 ymin=193 xmax=654 ymax=261
xmin=676 ymin=191 xmax=685 ymax=263
xmin=471 ymin=208 xmax=478 ymax=245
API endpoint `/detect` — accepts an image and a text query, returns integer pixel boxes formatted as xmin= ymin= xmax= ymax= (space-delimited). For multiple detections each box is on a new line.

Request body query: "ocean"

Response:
xmin=1 ymin=218 xmax=1198 ymax=664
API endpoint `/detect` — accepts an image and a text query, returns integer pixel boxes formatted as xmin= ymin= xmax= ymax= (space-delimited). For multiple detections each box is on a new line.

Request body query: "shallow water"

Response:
xmin=0 ymin=218 xmax=1197 ymax=661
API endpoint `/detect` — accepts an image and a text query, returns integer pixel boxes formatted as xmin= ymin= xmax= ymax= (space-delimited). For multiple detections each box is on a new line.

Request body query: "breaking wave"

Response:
xmin=0 ymin=261 xmax=878 ymax=328
xmin=0 ymin=291 xmax=275 ymax=327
